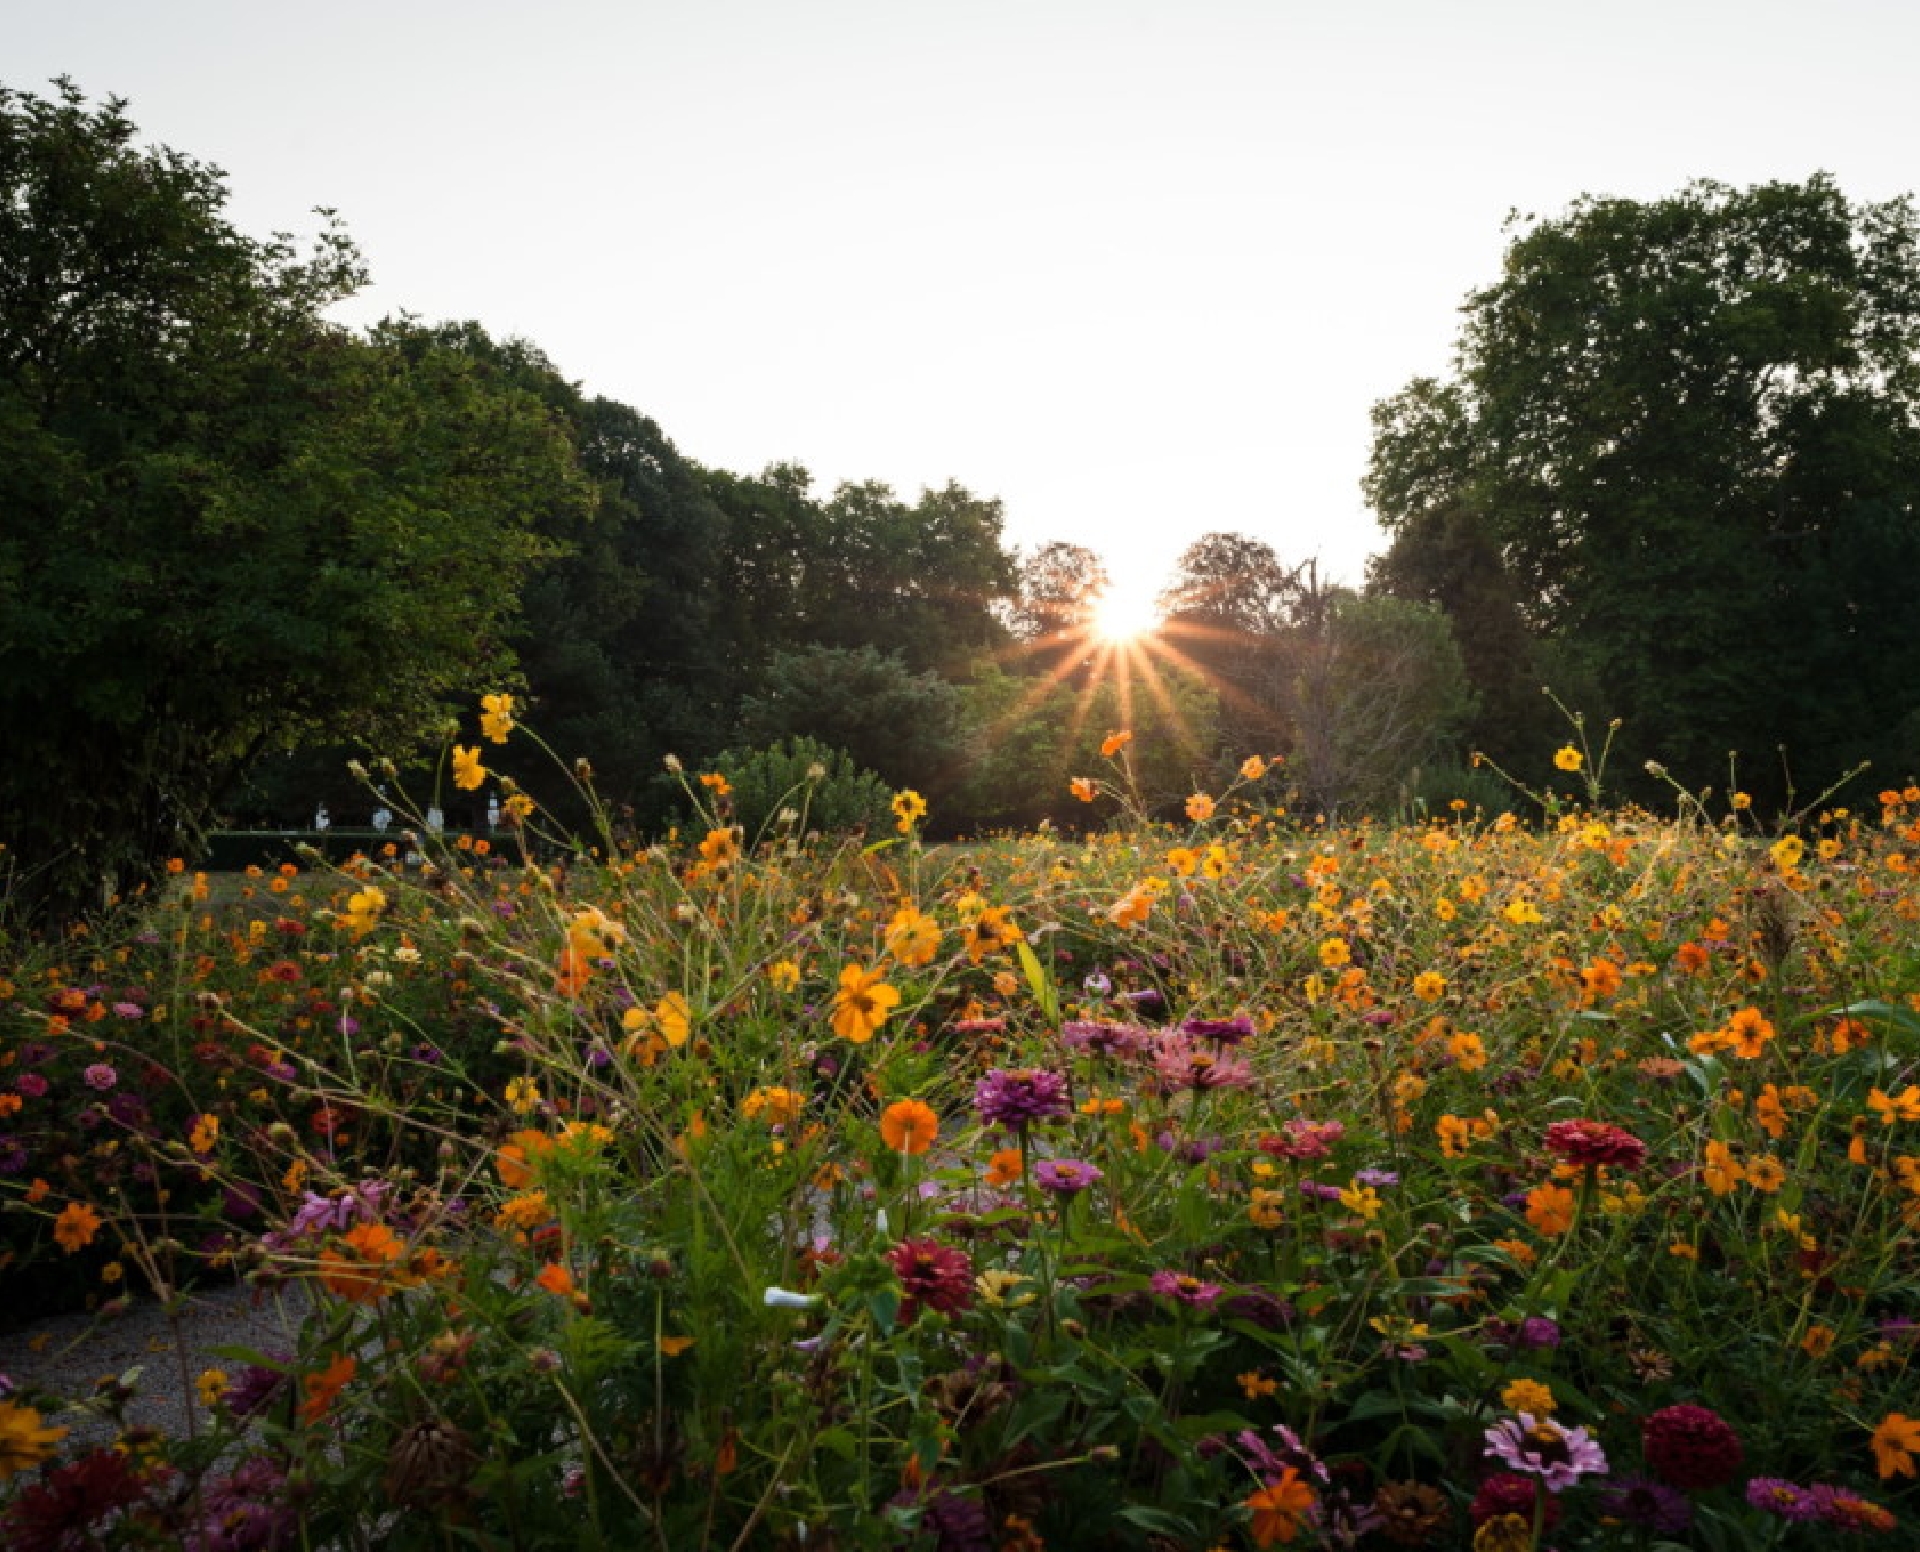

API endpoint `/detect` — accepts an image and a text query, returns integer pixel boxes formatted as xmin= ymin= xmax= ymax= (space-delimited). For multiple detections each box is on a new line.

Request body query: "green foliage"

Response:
xmin=0 ymin=83 xmax=587 ymax=921
xmin=705 ymin=735 xmax=895 ymax=842
xmin=1367 ymin=175 xmax=1920 ymax=805
xmin=734 ymin=645 xmax=965 ymax=795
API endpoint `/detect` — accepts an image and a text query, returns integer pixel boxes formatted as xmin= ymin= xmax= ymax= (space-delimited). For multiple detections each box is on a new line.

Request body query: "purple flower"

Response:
xmin=84 ymin=1063 xmax=118 ymax=1091
xmin=189 ymin=1455 xmax=293 ymax=1551
xmin=1299 ymin=1180 xmax=1347 ymax=1202
xmin=1602 ymin=1477 xmax=1692 ymax=1533
xmin=1060 ymin=1020 xmax=1145 ymax=1056
xmin=1179 ymin=1015 xmax=1255 ymax=1045
xmin=1149 ymin=1269 xmax=1222 ymax=1308
xmin=1746 ymin=1478 xmax=1821 ymax=1521
xmin=111 ymin=1001 xmax=145 ymax=1020
xmin=1354 ymin=1168 xmax=1399 ymax=1189
xmin=0 ymin=1136 xmax=26 ymax=1175
xmin=973 ymin=1068 xmax=1071 ymax=1131
xmin=1483 ymin=1414 xmax=1609 ymax=1492
xmin=1033 ymin=1158 xmax=1102 ymax=1195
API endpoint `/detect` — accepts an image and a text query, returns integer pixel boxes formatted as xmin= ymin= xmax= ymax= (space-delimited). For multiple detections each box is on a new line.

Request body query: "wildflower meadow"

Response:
xmin=1 ymin=703 xmax=1916 ymax=1550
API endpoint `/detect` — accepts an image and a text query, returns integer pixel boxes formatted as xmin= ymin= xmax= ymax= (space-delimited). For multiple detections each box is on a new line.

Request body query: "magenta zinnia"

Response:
xmin=973 ymin=1068 xmax=1071 ymax=1131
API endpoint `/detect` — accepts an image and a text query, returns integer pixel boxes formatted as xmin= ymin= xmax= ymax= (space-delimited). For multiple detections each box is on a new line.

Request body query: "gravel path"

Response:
xmin=4 ymin=1280 xmax=309 ymax=1452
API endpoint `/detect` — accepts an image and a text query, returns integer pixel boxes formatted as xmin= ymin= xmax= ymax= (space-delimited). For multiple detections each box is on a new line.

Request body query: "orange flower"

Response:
xmin=1869 ymin=1085 xmax=1920 ymax=1125
xmin=319 ymin=1222 xmax=407 ymax=1304
xmin=1246 ymin=1466 xmax=1317 ymax=1546
xmin=1726 ymin=1007 xmax=1776 ymax=1059
xmin=53 ymin=1201 xmax=102 ymax=1254
xmin=1702 ymin=1139 xmax=1745 ymax=1196
xmin=1185 ymin=792 xmax=1216 ymax=822
xmin=984 ymin=1147 xmax=1023 ymax=1186
xmin=1069 ymin=777 xmax=1096 ymax=803
xmin=534 ymin=1262 xmax=575 ymax=1298
xmin=831 ymin=963 xmax=899 ymax=1044
xmin=1524 ymin=1182 xmax=1576 ymax=1236
xmin=1870 ymin=1412 xmax=1920 ymax=1479
xmin=880 ymin=1099 xmax=939 ymax=1156
xmin=299 ymin=1352 xmax=356 ymax=1425
xmin=885 ymin=906 xmax=940 ymax=967
xmin=1099 ymin=730 xmax=1132 ymax=758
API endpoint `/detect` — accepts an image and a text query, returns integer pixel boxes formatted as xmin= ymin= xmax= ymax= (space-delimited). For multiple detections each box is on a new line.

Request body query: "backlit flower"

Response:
xmin=891 ymin=789 xmax=927 ymax=833
xmin=479 ymin=693 xmax=515 ymax=743
xmin=1186 ymin=792 xmax=1216 ymax=822
xmin=885 ymin=906 xmax=940 ymax=967
xmin=452 ymin=744 xmax=487 ymax=791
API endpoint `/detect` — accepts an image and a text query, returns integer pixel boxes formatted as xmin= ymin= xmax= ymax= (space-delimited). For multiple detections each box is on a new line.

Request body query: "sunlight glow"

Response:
xmin=1090 ymin=580 xmax=1163 ymax=643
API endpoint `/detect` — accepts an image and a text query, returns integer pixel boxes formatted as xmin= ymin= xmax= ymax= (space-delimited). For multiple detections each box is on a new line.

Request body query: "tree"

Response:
xmin=0 ymin=82 xmax=587 ymax=919
xmin=1005 ymin=541 xmax=1111 ymax=687
xmin=1366 ymin=176 xmax=1920 ymax=798
xmin=733 ymin=645 xmax=965 ymax=795
xmin=1156 ymin=532 xmax=1307 ymax=759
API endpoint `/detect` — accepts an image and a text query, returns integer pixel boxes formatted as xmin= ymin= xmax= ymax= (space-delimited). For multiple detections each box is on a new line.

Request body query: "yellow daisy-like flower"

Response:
xmin=831 ymin=962 xmax=899 ymax=1044
xmin=479 ymin=692 xmax=516 ymax=744
xmin=1553 ymin=745 xmax=1583 ymax=772
xmin=0 ymin=1400 xmax=69 ymax=1480
xmin=451 ymin=744 xmax=487 ymax=791
xmin=505 ymin=1076 xmax=542 ymax=1115
xmin=885 ymin=906 xmax=940 ymax=968
xmin=891 ymin=789 xmax=927 ymax=833
xmin=1185 ymin=792 xmax=1216 ymax=823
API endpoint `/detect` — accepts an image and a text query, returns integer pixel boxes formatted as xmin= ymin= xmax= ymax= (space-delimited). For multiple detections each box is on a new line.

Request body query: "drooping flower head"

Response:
xmin=1641 ymin=1404 xmax=1743 ymax=1490
xmin=973 ymin=1068 xmax=1071 ymax=1132
xmin=1060 ymin=1020 xmax=1147 ymax=1057
xmin=1600 ymin=1477 xmax=1692 ymax=1534
xmin=1180 ymin=1014 xmax=1256 ymax=1046
xmin=1483 ymin=1414 xmax=1609 ymax=1492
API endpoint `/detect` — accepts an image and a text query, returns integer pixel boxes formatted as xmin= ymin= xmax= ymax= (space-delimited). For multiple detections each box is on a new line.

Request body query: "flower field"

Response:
xmin=1 ymin=712 xmax=1917 ymax=1550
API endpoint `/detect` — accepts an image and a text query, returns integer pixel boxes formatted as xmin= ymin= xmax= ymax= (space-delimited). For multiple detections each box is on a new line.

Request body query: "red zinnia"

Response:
xmin=1544 ymin=1119 xmax=1647 ymax=1171
xmin=887 ymin=1238 xmax=974 ymax=1324
xmin=1642 ymin=1404 xmax=1743 ymax=1490
xmin=1469 ymin=1473 xmax=1562 ymax=1531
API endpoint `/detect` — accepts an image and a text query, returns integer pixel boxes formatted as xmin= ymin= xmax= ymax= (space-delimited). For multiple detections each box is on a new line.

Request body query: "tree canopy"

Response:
xmin=1367 ymin=175 xmax=1920 ymax=796
xmin=0 ymin=82 xmax=587 ymax=918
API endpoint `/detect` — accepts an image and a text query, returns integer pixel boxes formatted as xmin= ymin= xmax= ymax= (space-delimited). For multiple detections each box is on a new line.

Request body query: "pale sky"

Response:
xmin=12 ymin=1 xmax=1920 ymax=613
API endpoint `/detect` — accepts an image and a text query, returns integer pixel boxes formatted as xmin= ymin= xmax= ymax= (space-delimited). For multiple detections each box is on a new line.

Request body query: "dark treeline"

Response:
xmin=7 ymin=80 xmax=1919 ymax=925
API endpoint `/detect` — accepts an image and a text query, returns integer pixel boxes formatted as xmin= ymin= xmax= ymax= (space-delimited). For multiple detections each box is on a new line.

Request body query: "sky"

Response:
xmin=12 ymin=0 xmax=1920 ymax=615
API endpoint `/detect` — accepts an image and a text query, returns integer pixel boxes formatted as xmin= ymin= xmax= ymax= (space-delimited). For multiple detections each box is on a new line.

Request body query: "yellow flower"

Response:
xmin=1185 ymin=792 xmax=1216 ymax=822
xmin=479 ymin=692 xmax=516 ymax=744
xmin=341 ymin=886 xmax=387 ymax=937
xmin=0 ymin=1400 xmax=69 ymax=1480
xmin=1248 ymin=1187 xmax=1286 ymax=1229
xmin=891 ymin=789 xmax=927 ymax=833
xmin=655 ymin=991 xmax=691 ymax=1047
xmin=452 ymin=744 xmax=488 ymax=791
xmin=1338 ymin=1180 xmax=1382 ymax=1220
xmin=1502 ymin=897 xmax=1543 ymax=926
xmin=885 ymin=906 xmax=940 ymax=968
xmin=1318 ymin=938 xmax=1351 ymax=968
xmin=197 ymin=1368 xmax=229 ymax=1408
xmin=1240 ymin=755 xmax=1269 ymax=780
xmin=1501 ymin=1378 xmax=1556 ymax=1414
xmin=1770 ymin=834 xmax=1805 ymax=871
xmin=1553 ymin=746 xmax=1583 ymax=772
xmin=1412 ymin=971 xmax=1447 ymax=1002
xmin=1701 ymin=1139 xmax=1745 ymax=1196
xmin=831 ymin=962 xmax=899 ymax=1044
xmin=768 ymin=959 xmax=800 ymax=992
xmin=505 ymin=1076 xmax=542 ymax=1114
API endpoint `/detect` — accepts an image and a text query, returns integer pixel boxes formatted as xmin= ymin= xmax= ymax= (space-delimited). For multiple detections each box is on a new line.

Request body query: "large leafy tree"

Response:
xmin=0 ymin=82 xmax=587 ymax=919
xmin=1366 ymin=176 xmax=1920 ymax=796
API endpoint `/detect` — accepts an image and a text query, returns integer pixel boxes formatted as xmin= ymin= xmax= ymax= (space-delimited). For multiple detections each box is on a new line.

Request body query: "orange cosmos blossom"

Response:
xmin=1872 ymin=1412 xmax=1920 ymax=1479
xmin=1070 ymin=776 xmax=1096 ymax=802
xmin=831 ymin=963 xmax=899 ymax=1044
xmin=880 ymin=1098 xmax=939 ymax=1155
xmin=300 ymin=1352 xmax=356 ymax=1424
xmin=53 ymin=1201 xmax=103 ymax=1254
xmin=1246 ymin=1466 xmax=1317 ymax=1546
xmin=1099 ymin=730 xmax=1132 ymax=758
xmin=1525 ymin=1182 xmax=1576 ymax=1236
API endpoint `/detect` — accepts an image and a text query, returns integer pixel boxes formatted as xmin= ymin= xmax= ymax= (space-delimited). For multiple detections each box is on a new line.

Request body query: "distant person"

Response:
xmin=486 ymin=796 xmax=500 ymax=831
xmin=425 ymin=804 xmax=444 ymax=833
xmin=313 ymin=804 xmax=330 ymax=832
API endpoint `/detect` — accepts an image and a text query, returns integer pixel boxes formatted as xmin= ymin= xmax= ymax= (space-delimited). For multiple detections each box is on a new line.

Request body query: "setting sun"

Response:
xmin=1090 ymin=580 xmax=1163 ymax=643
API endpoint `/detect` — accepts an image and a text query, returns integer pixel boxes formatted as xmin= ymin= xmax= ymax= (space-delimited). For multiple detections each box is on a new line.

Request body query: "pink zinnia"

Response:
xmin=1484 ymin=1414 xmax=1610 ymax=1492
xmin=1150 ymin=1269 xmax=1222 ymax=1308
